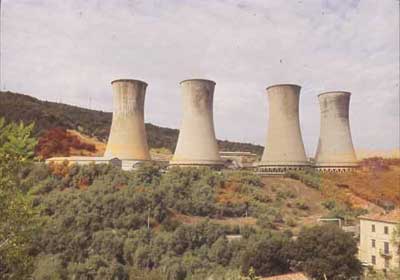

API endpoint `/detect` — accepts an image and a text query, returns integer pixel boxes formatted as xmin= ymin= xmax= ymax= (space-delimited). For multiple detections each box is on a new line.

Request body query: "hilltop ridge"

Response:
xmin=0 ymin=91 xmax=263 ymax=155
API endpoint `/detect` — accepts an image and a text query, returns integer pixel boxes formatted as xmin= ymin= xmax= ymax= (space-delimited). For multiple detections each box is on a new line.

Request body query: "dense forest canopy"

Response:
xmin=13 ymin=161 xmax=363 ymax=280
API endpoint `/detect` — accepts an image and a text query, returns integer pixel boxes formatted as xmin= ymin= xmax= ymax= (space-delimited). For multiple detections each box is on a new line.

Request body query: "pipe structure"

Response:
xmin=314 ymin=91 xmax=358 ymax=172
xmin=170 ymin=79 xmax=223 ymax=167
xmin=104 ymin=79 xmax=151 ymax=160
xmin=258 ymin=84 xmax=309 ymax=173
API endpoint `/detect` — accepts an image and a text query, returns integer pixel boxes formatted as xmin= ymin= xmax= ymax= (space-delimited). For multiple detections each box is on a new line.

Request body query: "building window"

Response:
xmin=372 ymin=224 xmax=375 ymax=232
xmin=371 ymin=255 xmax=376 ymax=265
xmin=371 ymin=239 xmax=375 ymax=248
xmin=384 ymin=226 xmax=389 ymax=234
xmin=385 ymin=259 xmax=390 ymax=269
xmin=384 ymin=242 xmax=389 ymax=254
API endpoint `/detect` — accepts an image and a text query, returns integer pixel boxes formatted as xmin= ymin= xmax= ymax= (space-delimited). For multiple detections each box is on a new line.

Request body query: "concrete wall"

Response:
xmin=259 ymin=84 xmax=308 ymax=168
xmin=220 ymin=152 xmax=258 ymax=169
xmin=104 ymin=79 xmax=151 ymax=160
xmin=45 ymin=157 xmax=144 ymax=171
xmin=359 ymin=219 xmax=400 ymax=270
xmin=45 ymin=156 xmax=116 ymax=166
xmin=314 ymin=91 xmax=357 ymax=169
xmin=170 ymin=79 xmax=223 ymax=166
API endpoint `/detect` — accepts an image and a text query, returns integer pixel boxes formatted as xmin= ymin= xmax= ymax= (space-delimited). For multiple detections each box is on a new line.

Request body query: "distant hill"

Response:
xmin=0 ymin=91 xmax=264 ymax=155
xmin=356 ymin=148 xmax=400 ymax=159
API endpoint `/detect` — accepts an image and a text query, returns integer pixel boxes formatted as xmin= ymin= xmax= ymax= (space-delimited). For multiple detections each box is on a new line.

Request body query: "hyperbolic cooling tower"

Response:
xmin=170 ymin=79 xmax=223 ymax=167
xmin=104 ymin=79 xmax=151 ymax=160
xmin=314 ymin=91 xmax=357 ymax=171
xmin=258 ymin=84 xmax=309 ymax=172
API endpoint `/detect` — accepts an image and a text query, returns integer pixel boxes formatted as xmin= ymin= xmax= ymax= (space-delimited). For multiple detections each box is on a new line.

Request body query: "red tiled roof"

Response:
xmin=359 ymin=209 xmax=400 ymax=224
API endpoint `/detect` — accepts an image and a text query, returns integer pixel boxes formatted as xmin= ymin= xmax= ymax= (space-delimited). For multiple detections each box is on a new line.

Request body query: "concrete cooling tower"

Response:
xmin=104 ymin=79 xmax=151 ymax=161
xmin=258 ymin=84 xmax=309 ymax=173
xmin=170 ymin=79 xmax=223 ymax=167
xmin=314 ymin=91 xmax=358 ymax=172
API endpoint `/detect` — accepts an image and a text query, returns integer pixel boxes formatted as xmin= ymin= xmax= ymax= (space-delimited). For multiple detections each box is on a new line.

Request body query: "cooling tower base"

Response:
xmin=314 ymin=163 xmax=359 ymax=173
xmin=256 ymin=164 xmax=310 ymax=175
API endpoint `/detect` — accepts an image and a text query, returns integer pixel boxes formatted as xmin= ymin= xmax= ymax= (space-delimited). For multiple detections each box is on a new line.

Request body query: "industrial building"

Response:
xmin=220 ymin=151 xmax=258 ymax=169
xmin=45 ymin=79 xmax=360 ymax=173
xmin=314 ymin=91 xmax=358 ymax=172
xmin=44 ymin=156 xmax=144 ymax=171
xmin=46 ymin=79 xmax=152 ymax=171
xmin=258 ymin=84 xmax=309 ymax=174
xmin=104 ymin=79 xmax=151 ymax=161
xmin=169 ymin=79 xmax=224 ymax=167
xmin=45 ymin=156 xmax=119 ymax=166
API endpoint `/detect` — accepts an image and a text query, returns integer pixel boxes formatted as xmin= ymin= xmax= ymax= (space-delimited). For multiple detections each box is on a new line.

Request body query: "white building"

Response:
xmin=45 ymin=156 xmax=145 ymax=171
xmin=358 ymin=210 xmax=400 ymax=270
xmin=219 ymin=151 xmax=258 ymax=169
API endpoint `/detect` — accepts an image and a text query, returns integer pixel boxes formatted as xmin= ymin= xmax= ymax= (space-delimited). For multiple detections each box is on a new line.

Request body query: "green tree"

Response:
xmin=246 ymin=267 xmax=261 ymax=280
xmin=208 ymin=236 xmax=232 ymax=266
xmin=0 ymin=119 xmax=38 ymax=279
xmin=0 ymin=119 xmax=37 ymax=185
xmin=290 ymin=224 xmax=362 ymax=280
xmin=32 ymin=254 xmax=66 ymax=280
xmin=241 ymin=234 xmax=290 ymax=277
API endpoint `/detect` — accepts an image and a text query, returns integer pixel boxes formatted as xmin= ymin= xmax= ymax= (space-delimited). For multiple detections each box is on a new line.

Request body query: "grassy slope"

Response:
xmin=174 ymin=176 xmax=330 ymax=234
xmin=174 ymin=168 xmax=399 ymax=231
xmin=321 ymin=166 xmax=400 ymax=207
xmin=67 ymin=129 xmax=106 ymax=156
xmin=173 ymin=164 xmax=400 ymax=230
xmin=0 ymin=91 xmax=263 ymax=154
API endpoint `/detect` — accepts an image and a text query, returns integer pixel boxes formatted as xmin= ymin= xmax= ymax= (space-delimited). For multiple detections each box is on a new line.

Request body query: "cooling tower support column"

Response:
xmin=258 ymin=84 xmax=309 ymax=174
xmin=314 ymin=91 xmax=358 ymax=172
xmin=170 ymin=79 xmax=223 ymax=167
xmin=104 ymin=79 xmax=151 ymax=161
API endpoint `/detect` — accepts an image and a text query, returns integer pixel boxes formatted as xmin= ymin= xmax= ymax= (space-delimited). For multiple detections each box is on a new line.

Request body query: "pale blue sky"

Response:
xmin=2 ymin=0 xmax=399 ymax=154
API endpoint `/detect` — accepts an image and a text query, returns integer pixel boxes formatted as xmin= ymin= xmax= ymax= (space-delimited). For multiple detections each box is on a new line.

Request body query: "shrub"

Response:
xmin=295 ymin=200 xmax=310 ymax=210
xmin=286 ymin=218 xmax=297 ymax=227
xmin=321 ymin=199 xmax=336 ymax=210
xmin=285 ymin=169 xmax=321 ymax=190
xmin=228 ymin=171 xmax=263 ymax=187
xmin=32 ymin=254 xmax=66 ymax=280
xmin=256 ymin=213 xmax=276 ymax=230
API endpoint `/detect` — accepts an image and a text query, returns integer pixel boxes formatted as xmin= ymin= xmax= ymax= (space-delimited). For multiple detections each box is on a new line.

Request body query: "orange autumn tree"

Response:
xmin=35 ymin=128 xmax=96 ymax=159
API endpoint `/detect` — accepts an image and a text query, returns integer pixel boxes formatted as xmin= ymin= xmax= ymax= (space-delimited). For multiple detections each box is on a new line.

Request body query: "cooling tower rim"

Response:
xmin=180 ymin=78 xmax=216 ymax=85
xmin=266 ymin=84 xmax=301 ymax=91
xmin=318 ymin=91 xmax=351 ymax=97
xmin=111 ymin=79 xmax=148 ymax=86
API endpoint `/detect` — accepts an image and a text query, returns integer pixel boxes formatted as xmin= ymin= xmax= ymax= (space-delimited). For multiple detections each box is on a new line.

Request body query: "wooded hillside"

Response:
xmin=0 ymin=91 xmax=263 ymax=155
